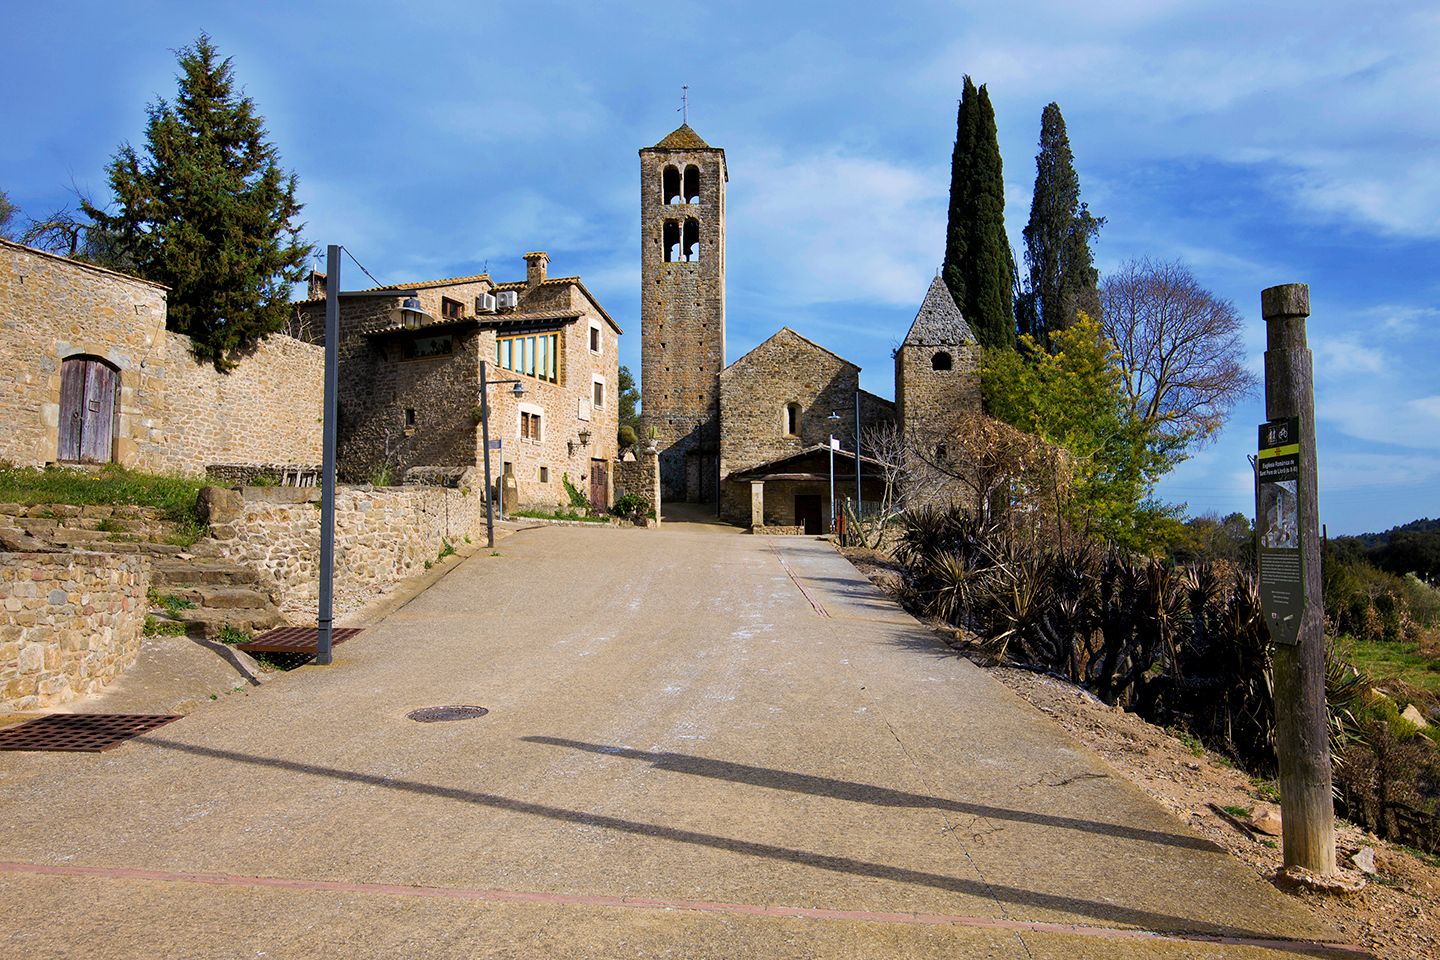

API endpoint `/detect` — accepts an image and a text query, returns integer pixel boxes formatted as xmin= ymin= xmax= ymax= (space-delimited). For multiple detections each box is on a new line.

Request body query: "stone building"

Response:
xmin=638 ymin=124 xmax=727 ymax=505
xmin=0 ymin=238 xmax=323 ymax=475
xmin=635 ymin=125 xmax=984 ymax=531
xmin=718 ymin=327 xmax=894 ymax=530
xmin=291 ymin=252 xmax=621 ymax=509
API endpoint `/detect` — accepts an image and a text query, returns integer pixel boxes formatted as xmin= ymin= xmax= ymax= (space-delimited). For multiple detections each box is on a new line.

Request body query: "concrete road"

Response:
xmin=0 ymin=523 xmax=1358 ymax=959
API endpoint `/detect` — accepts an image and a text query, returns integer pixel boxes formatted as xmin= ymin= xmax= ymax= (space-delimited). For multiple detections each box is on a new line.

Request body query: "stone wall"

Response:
xmin=639 ymin=132 xmax=728 ymax=502
xmin=895 ymin=339 xmax=982 ymax=435
xmin=147 ymin=332 xmax=324 ymax=474
xmin=0 ymin=551 xmax=149 ymax=711
xmin=207 ymin=481 xmax=487 ymax=620
xmin=0 ymin=239 xmax=323 ymax=475
xmin=613 ymin=448 xmax=661 ymax=521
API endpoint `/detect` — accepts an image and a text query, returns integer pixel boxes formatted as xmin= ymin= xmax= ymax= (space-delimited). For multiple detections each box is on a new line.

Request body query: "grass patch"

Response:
xmin=438 ymin=539 xmax=455 ymax=560
xmin=1251 ymin=778 xmax=1281 ymax=804
xmin=1343 ymin=636 xmax=1440 ymax=693
xmin=512 ymin=508 xmax=608 ymax=523
xmin=143 ymin=615 xmax=188 ymax=637
xmin=216 ymin=626 xmax=250 ymax=646
xmin=0 ymin=463 xmax=206 ymax=544
xmin=95 ymin=517 xmax=126 ymax=533
xmin=1167 ymin=727 xmax=1206 ymax=758
xmin=147 ymin=589 xmax=195 ymax=618
xmin=1220 ymin=804 xmax=1253 ymax=819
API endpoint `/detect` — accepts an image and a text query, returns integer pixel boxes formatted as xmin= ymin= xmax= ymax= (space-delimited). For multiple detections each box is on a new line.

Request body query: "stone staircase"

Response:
xmin=0 ymin=504 xmax=285 ymax=639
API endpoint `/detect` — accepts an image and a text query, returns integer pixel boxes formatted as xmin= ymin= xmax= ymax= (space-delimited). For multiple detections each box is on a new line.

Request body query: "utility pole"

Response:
xmin=1260 ymin=282 xmax=1336 ymax=876
xmin=317 ymin=244 xmax=340 ymax=665
xmin=854 ymin=390 xmax=862 ymax=517
xmin=480 ymin=360 xmax=495 ymax=549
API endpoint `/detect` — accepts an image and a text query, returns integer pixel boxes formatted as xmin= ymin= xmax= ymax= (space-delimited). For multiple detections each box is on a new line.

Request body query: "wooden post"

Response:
xmin=1261 ymin=283 xmax=1336 ymax=876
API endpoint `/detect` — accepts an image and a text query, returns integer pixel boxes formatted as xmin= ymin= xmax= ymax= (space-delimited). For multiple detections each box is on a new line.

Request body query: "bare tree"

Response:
xmin=1100 ymin=258 xmax=1258 ymax=459
xmin=0 ymin=190 xmax=19 ymax=241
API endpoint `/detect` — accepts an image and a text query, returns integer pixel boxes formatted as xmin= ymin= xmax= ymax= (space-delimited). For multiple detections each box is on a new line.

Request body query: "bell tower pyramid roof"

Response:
xmin=648 ymin=124 xmax=713 ymax=151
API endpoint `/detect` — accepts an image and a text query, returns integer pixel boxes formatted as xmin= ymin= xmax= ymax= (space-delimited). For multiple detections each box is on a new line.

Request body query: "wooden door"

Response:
xmin=590 ymin=459 xmax=608 ymax=509
xmin=794 ymin=494 xmax=822 ymax=535
xmin=58 ymin=357 xmax=117 ymax=463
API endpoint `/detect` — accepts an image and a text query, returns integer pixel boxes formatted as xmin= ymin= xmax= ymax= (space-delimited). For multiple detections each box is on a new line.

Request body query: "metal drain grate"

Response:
xmin=407 ymin=705 xmax=489 ymax=723
xmin=0 ymin=714 xmax=182 ymax=753
xmin=236 ymin=627 xmax=364 ymax=654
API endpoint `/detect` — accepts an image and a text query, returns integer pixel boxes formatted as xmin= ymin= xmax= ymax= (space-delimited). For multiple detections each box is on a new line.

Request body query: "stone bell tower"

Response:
xmin=639 ymin=123 xmax=727 ymax=504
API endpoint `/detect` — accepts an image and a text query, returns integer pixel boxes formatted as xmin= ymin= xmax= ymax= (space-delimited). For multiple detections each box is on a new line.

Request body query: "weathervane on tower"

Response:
xmin=679 ymin=85 xmax=689 ymax=124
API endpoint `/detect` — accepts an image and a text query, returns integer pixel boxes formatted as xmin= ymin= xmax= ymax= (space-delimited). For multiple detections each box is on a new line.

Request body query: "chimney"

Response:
xmin=524 ymin=251 xmax=548 ymax=290
xmin=307 ymin=269 xmax=327 ymax=300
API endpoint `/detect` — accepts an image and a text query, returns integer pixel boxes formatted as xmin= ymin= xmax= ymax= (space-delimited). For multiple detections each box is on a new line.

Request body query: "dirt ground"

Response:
xmin=845 ymin=547 xmax=1440 ymax=960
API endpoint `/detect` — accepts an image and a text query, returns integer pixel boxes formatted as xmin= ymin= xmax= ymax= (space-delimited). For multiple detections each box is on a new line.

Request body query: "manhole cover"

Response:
xmin=0 ymin=714 xmax=182 ymax=752
xmin=407 ymin=705 xmax=489 ymax=723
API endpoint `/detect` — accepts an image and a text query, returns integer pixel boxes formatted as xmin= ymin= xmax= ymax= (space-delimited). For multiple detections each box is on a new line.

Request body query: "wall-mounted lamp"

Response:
xmin=396 ymin=296 xmax=434 ymax=330
xmin=577 ymin=428 xmax=592 ymax=447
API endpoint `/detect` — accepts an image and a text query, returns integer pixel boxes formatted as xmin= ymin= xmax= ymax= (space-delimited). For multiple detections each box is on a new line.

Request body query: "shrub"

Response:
xmin=617 ymin=425 xmax=638 ymax=449
xmin=611 ymin=493 xmax=650 ymax=520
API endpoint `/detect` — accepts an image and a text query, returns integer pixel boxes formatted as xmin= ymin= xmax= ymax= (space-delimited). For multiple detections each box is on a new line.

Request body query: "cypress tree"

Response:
xmin=85 ymin=34 xmax=312 ymax=370
xmin=942 ymin=77 xmax=1015 ymax=350
xmin=1021 ymin=102 xmax=1102 ymax=348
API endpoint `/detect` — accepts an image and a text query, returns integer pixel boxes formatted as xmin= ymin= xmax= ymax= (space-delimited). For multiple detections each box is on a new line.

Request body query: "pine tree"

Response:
xmin=942 ymin=77 xmax=1014 ymax=350
xmin=1021 ymin=102 xmax=1102 ymax=349
xmin=85 ymin=34 xmax=312 ymax=370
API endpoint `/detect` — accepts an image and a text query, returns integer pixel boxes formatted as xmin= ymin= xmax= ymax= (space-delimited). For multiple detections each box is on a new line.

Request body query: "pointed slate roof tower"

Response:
xmin=903 ymin=275 xmax=975 ymax=348
xmin=895 ymin=274 xmax=982 ymax=432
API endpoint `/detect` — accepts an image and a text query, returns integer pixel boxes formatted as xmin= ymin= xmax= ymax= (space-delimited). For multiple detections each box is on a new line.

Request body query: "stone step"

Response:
xmin=170 ymin=585 xmax=276 ymax=611
xmin=178 ymin=605 xmax=286 ymax=640
xmin=100 ymin=541 xmax=187 ymax=556
xmin=151 ymin=559 xmax=264 ymax=589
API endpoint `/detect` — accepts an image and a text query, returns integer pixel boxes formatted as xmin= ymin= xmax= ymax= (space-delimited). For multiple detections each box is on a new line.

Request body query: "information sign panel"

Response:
xmin=1256 ymin=417 xmax=1304 ymax=645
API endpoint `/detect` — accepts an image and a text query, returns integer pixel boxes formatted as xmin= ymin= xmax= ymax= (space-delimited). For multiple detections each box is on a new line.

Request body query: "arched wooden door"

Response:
xmin=58 ymin=356 xmax=118 ymax=463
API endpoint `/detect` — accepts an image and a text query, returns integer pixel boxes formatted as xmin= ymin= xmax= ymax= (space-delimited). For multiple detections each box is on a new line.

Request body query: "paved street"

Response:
xmin=0 ymin=523 xmax=1353 ymax=958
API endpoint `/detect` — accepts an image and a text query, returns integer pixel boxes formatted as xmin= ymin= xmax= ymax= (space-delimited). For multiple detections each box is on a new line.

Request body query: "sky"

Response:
xmin=4 ymin=1 xmax=1436 ymax=535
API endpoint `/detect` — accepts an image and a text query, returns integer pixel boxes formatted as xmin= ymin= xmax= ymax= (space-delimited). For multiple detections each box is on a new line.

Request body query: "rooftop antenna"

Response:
xmin=679 ymin=85 xmax=689 ymax=125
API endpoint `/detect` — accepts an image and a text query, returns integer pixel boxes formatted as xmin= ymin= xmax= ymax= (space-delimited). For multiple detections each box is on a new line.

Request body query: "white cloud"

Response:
xmin=728 ymin=148 xmax=945 ymax=307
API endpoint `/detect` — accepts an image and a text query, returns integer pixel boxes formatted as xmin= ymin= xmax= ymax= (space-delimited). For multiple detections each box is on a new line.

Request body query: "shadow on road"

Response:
xmin=129 ymin=735 xmax=1343 ymax=953
xmin=522 ymin=736 xmax=1212 ymax=852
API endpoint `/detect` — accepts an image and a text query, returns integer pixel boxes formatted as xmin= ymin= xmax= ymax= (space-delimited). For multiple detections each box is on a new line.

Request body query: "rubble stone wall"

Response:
xmin=208 ymin=482 xmax=486 ymax=620
xmin=0 ymin=551 xmax=149 ymax=711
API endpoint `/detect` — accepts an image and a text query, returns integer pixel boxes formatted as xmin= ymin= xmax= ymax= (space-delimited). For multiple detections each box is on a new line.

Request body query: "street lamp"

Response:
xmin=478 ymin=359 xmax=525 ymax=548
xmin=316 ymin=244 xmax=425 ymax=665
xmin=827 ymin=411 xmax=842 ymax=534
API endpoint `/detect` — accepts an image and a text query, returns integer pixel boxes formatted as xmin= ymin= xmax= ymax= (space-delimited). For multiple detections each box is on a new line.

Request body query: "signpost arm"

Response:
xmin=1262 ymin=282 xmax=1336 ymax=876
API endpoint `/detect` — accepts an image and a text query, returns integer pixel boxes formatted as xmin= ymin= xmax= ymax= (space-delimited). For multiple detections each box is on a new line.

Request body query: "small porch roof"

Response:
xmin=728 ymin=444 xmax=887 ymax=482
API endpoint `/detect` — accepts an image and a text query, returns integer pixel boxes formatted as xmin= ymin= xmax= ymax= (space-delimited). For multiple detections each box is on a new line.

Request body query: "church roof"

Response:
xmin=648 ymin=124 xmax=713 ymax=150
xmin=722 ymin=326 xmax=859 ymax=376
xmin=903 ymin=275 xmax=975 ymax=347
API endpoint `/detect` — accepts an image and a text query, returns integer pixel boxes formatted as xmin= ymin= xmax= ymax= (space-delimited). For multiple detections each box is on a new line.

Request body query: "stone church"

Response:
xmin=638 ymin=124 xmax=981 ymax=532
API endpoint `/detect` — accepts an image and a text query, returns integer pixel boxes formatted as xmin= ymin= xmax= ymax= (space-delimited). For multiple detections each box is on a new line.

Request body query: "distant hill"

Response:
xmin=1338 ymin=518 xmax=1440 ymax=581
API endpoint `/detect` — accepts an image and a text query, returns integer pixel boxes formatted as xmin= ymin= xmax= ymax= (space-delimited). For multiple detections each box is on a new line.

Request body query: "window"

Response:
xmin=496 ymin=332 xmax=559 ymax=383
xmin=441 ymin=297 xmax=464 ymax=320
xmin=589 ymin=323 xmax=601 ymax=353
xmin=683 ymin=164 xmax=700 ymax=203
xmin=401 ymin=335 xmax=453 ymax=360
xmin=784 ymin=402 xmax=800 ymax=436
xmin=521 ymin=410 xmax=542 ymax=442
xmin=932 ymin=351 xmax=953 ymax=371
xmin=592 ymin=378 xmax=605 ymax=408
xmin=404 ymin=408 xmax=417 ymax=429
xmin=683 ymin=217 xmax=700 ymax=262
xmin=663 ymin=165 xmax=681 ymax=204
xmin=539 ymin=466 xmax=549 ymax=483
xmin=663 ymin=220 xmax=681 ymax=263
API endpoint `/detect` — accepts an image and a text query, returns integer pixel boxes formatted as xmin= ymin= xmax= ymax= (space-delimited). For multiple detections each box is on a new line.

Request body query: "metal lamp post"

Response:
xmin=827 ymin=411 xmax=841 ymax=533
xmin=316 ymin=244 xmax=425 ymax=665
xmin=479 ymin=359 xmax=526 ymax=549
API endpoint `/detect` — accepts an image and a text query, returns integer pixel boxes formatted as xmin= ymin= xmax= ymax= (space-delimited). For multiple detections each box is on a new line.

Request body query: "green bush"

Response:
xmin=617 ymin=425 xmax=638 ymax=449
xmin=611 ymin=493 xmax=650 ymax=520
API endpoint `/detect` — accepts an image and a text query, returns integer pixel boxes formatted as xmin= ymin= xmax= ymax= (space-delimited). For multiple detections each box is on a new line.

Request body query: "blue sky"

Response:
xmin=5 ymin=1 xmax=1436 ymax=534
